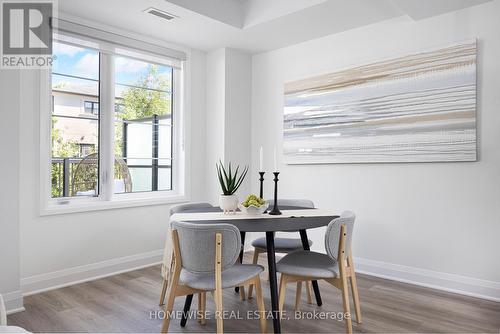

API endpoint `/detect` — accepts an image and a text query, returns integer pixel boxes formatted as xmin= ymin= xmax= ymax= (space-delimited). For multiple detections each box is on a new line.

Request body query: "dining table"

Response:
xmin=168 ymin=205 xmax=339 ymax=333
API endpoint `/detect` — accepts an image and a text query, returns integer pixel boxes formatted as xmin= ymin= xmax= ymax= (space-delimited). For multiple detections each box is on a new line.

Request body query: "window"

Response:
xmin=84 ymin=101 xmax=99 ymax=115
xmin=51 ymin=43 xmax=99 ymax=198
xmin=114 ymin=56 xmax=173 ymax=193
xmin=48 ymin=36 xmax=183 ymax=207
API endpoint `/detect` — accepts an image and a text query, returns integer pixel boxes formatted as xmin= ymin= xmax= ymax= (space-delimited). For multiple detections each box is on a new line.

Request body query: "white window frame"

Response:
xmin=39 ymin=33 xmax=191 ymax=216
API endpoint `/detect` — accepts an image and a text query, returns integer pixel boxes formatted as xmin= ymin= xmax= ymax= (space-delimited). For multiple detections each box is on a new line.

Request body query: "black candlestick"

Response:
xmin=268 ymin=172 xmax=282 ymax=215
xmin=259 ymin=172 xmax=267 ymax=213
xmin=259 ymin=172 xmax=265 ymax=198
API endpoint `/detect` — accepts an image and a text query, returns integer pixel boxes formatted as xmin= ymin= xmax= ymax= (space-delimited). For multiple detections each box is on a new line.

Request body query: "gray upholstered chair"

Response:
xmin=161 ymin=222 xmax=267 ymax=333
xmin=0 ymin=294 xmax=6 ymax=326
xmin=169 ymin=202 xmax=213 ymax=216
xmin=276 ymin=211 xmax=361 ymax=334
xmin=160 ymin=202 xmax=213 ymax=306
xmin=248 ymin=199 xmax=314 ymax=305
xmin=0 ymin=294 xmax=30 ymax=333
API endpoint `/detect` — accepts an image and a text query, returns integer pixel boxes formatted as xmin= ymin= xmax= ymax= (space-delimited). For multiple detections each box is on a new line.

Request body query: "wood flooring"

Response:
xmin=8 ymin=253 xmax=500 ymax=333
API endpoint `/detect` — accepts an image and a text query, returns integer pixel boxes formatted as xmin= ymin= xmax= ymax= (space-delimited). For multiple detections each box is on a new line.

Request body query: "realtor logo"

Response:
xmin=1 ymin=0 xmax=56 ymax=68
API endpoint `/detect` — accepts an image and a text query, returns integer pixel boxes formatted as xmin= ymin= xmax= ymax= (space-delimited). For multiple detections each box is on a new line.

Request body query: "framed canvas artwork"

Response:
xmin=283 ymin=40 xmax=477 ymax=164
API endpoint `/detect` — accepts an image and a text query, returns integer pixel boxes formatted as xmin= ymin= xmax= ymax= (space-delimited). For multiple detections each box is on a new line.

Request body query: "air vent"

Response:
xmin=144 ymin=7 xmax=178 ymax=21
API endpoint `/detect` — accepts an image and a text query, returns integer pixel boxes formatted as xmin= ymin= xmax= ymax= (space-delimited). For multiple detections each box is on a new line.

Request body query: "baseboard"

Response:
xmin=21 ymin=249 xmax=163 ymax=296
xmin=355 ymin=257 xmax=500 ymax=302
xmin=17 ymin=249 xmax=500 ymax=306
xmin=3 ymin=290 xmax=25 ymax=315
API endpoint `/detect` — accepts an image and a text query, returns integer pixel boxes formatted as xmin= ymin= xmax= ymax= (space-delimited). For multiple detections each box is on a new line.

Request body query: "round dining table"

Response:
xmin=170 ymin=205 xmax=339 ymax=333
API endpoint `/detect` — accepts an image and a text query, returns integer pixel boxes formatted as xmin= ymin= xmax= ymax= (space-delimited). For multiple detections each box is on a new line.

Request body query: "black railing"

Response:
xmin=122 ymin=114 xmax=171 ymax=193
xmin=152 ymin=114 xmax=159 ymax=192
xmin=51 ymin=157 xmax=172 ymax=198
xmin=52 ymin=114 xmax=172 ymax=198
xmin=51 ymin=157 xmax=84 ymax=197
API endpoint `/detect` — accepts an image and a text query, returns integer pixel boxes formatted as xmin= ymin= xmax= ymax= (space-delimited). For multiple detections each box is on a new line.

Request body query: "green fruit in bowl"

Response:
xmin=242 ymin=194 xmax=265 ymax=207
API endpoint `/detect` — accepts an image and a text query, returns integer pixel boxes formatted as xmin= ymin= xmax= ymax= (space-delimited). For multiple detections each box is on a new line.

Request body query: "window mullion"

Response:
xmin=99 ymin=53 xmax=115 ymax=200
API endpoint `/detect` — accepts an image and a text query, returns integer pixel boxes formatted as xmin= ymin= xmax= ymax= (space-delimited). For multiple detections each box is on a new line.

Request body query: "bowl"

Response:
xmin=238 ymin=202 xmax=269 ymax=215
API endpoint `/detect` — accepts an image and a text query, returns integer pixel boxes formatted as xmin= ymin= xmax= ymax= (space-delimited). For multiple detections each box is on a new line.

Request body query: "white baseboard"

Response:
xmin=21 ymin=249 xmax=163 ymax=296
xmin=355 ymin=257 xmax=500 ymax=302
xmin=3 ymin=290 xmax=25 ymax=315
xmin=16 ymin=249 xmax=500 ymax=311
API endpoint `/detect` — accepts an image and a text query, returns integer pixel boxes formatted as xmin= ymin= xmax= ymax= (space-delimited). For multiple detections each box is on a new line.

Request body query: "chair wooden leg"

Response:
xmin=161 ymin=277 xmax=178 ymax=333
xmin=294 ymin=281 xmax=302 ymax=311
xmin=197 ymin=293 xmax=207 ymax=324
xmin=199 ymin=292 xmax=206 ymax=325
xmin=239 ymin=286 xmax=246 ymax=300
xmin=340 ymin=271 xmax=353 ymax=334
xmin=347 ymin=253 xmax=362 ymax=324
xmin=215 ymin=286 xmax=223 ymax=334
xmin=306 ymin=281 xmax=313 ymax=304
xmin=248 ymin=249 xmax=260 ymax=299
xmin=278 ymin=274 xmax=287 ymax=314
xmin=254 ymin=277 xmax=267 ymax=333
xmin=215 ymin=233 xmax=224 ymax=334
xmin=159 ymin=279 xmax=168 ymax=306
xmin=197 ymin=293 xmax=201 ymax=323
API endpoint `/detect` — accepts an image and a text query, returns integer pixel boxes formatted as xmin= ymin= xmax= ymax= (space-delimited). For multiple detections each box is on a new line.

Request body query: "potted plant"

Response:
xmin=216 ymin=160 xmax=248 ymax=214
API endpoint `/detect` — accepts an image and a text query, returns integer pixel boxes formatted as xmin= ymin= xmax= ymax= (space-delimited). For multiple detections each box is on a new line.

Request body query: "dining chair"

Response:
xmin=247 ymin=199 xmax=314 ymax=307
xmin=161 ymin=221 xmax=267 ymax=334
xmin=276 ymin=211 xmax=361 ymax=334
xmin=160 ymin=202 xmax=213 ymax=307
xmin=0 ymin=294 xmax=6 ymax=326
xmin=0 ymin=294 xmax=30 ymax=333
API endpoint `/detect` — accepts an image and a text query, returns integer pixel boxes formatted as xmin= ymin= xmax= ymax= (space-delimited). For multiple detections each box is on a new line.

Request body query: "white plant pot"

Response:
xmin=219 ymin=194 xmax=238 ymax=214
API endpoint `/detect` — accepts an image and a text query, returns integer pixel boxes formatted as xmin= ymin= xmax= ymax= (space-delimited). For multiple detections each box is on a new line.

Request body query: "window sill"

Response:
xmin=40 ymin=193 xmax=190 ymax=216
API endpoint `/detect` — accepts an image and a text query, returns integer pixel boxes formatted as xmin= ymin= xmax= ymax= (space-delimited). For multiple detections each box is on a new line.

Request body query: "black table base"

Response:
xmin=179 ymin=294 xmax=193 ymax=327
xmin=266 ymin=232 xmax=281 ymax=333
xmin=235 ymin=231 xmax=246 ymax=293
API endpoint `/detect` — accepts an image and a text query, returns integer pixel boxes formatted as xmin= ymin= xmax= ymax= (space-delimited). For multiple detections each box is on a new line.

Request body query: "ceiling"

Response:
xmin=58 ymin=0 xmax=492 ymax=54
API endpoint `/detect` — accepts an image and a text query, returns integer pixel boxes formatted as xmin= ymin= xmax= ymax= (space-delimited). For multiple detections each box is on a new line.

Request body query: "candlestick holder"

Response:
xmin=259 ymin=172 xmax=265 ymax=198
xmin=268 ymin=172 xmax=282 ymax=215
xmin=258 ymin=172 xmax=267 ymax=213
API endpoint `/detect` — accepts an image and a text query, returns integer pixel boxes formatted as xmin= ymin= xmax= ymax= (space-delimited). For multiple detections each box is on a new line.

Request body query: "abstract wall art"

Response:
xmin=283 ymin=40 xmax=477 ymax=164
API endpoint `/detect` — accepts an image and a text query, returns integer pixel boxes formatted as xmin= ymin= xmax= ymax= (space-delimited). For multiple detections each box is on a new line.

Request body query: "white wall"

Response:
xmin=15 ymin=49 xmax=208 ymax=295
xmin=224 ymin=49 xmax=252 ymax=197
xmin=0 ymin=70 xmax=23 ymax=312
xmin=250 ymin=1 xmax=500 ymax=299
xmin=205 ymin=49 xmax=227 ymax=204
xmin=205 ymin=48 xmax=252 ymax=204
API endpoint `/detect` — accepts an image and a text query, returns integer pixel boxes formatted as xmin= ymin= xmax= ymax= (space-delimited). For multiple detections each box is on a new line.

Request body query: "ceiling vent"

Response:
xmin=144 ymin=7 xmax=178 ymax=21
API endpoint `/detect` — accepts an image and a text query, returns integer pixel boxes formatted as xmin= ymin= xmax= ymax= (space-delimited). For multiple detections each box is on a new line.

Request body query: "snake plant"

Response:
xmin=216 ymin=160 xmax=248 ymax=196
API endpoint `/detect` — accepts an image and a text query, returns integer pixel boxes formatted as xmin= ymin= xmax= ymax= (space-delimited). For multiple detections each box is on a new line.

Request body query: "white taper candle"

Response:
xmin=273 ymin=147 xmax=277 ymax=171
xmin=259 ymin=146 xmax=263 ymax=171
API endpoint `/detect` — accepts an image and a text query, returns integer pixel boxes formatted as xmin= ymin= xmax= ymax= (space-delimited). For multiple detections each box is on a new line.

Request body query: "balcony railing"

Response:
xmin=51 ymin=157 xmax=172 ymax=198
xmin=52 ymin=114 xmax=172 ymax=198
xmin=51 ymin=157 xmax=87 ymax=198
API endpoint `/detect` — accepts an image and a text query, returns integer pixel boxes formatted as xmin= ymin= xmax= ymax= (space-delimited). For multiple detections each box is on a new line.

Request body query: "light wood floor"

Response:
xmin=8 ymin=253 xmax=500 ymax=333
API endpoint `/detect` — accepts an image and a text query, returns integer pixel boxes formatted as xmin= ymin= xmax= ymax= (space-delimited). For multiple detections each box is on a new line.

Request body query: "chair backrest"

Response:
xmin=171 ymin=221 xmax=241 ymax=274
xmin=325 ymin=211 xmax=355 ymax=261
xmin=0 ymin=293 xmax=6 ymax=326
xmin=170 ymin=202 xmax=213 ymax=216
xmin=267 ymin=199 xmax=314 ymax=208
